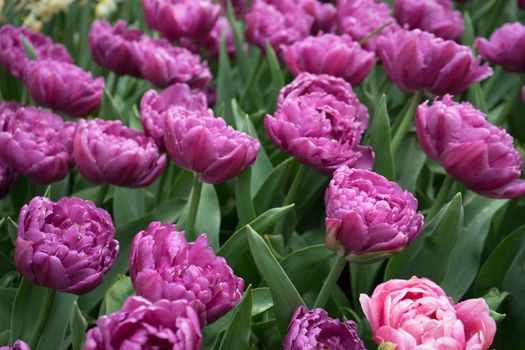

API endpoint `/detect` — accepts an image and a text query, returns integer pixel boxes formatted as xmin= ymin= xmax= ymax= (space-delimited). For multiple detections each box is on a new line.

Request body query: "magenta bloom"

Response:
xmin=141 ymin=83 xmax=211 ymax=149
xmin=74 ymin=119 xmax=166 ymax=188
xmin=143 ymin=0 xmax=220 ymax=40
xmin=283 ymin=34 xmax=375 ymax=86
xmin=0 ymin=102 xmax=75 ymax=184
xmin=201 ymin=16 xmax=237 ymax=58
xmin=394 ymin=0 xmax=464 ymax=40
xmin=0 ymin=163 xmax=16 ymax=199
xmin=325 ymin=167 xmax=424 ymax=262
xmin=416 ymin=95 xmax=525 ymax=198
xmin=377 ymin=29 xmax=492 ymax=95
xmin=130 ymin=222 xmax=244 ymax=324
xmin=164 ymin=108 xmax=260 ymax=184
xmin=265 ymin=73 xmax=373 ymax=175
xmin=360 ymin=277 xmax=496 ymax=350
xmin=15 ymin=196 xmax=118 ymax=294
xmin=88 ymin=20 xmax=144 ymax=77
xmin=23 ymin=60 xmax=104 ymax=117
xmin=476 ymin=22 xmax=525 ymax=73
xmin=301 ymin=0 xmax=337 ymax=33
xmin=84 ymin=296 xmax=202 ymax=350
xmin=284 ymin=306 xmax=365 ymax=350
xmin=0 ymin=340 xmax=30 ymax=350
xmin=0 ymin=24 xmax=72 ymax=78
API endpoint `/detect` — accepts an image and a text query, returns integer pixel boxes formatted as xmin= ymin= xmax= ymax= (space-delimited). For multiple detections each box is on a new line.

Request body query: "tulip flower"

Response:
xmin=325 ymin=167 xmax=424 ymax=262
xmin=0 ymin=340 xmax=30 ymax=350
xmin=301 ymin=0 xmax=337 ymax=33
xmin=377 ymin=29 xmax=492 ymax=95
xmin=188 ymin=16 xmax=237 ymax=59
xmin=140 ymin=83 xmax=211 ymax=148
xmin=23 ymin=60 xmax=104 ymax=117
xmin=84 ymin=297 xmax=202 ymax=349
xmin=0 ymin=163 xmax=16 ymax=199
xmin=0 ymin=24 xmax=72 ymax=78
xmin=283 ymin=34 xmax=375 ymax=86
xmin=0 ymin=102 xmax=75 ymax=184
xmin=129 ymin=222 xmax=244 ymax=324
xmin=394 ymin=0 xmax=464 ymax=40
xmin=360 ymin=277 xmax=496 ymax=350
xmin=476 ymin=22 xmax=525 ymax=73
xmin=416 ymin=95 xmax=525 ymax=198
xmin=265 ymin=73 xmax=374 ymax=175
xmin=15 ymin=196 xmax=119 ymax=294
xmin=74 ymin=119 xmax=166 ymax=188
xmin=284 ymin=306 xmax=366 ymax=350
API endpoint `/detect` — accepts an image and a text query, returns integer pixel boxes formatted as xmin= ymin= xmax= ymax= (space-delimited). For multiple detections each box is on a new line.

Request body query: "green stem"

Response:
xmin=185 ymin=174 xmax=203 ymax=241
xmin=359 ymin=21 xmax=393 ymax=46
xmin=427 ymin=176 xmax=454 ymax=219
xmin=391 ymin=91 xmax=422 ymax=153
xmin=493 ymin=76 xmax=524 ymax=125
xmin=29 ymin=288 xmax=56 ymax=349
xmin=314 ymin=256 xmax=347 ymax=308
xmin=95 ymin=183 xmax=109 ymax=208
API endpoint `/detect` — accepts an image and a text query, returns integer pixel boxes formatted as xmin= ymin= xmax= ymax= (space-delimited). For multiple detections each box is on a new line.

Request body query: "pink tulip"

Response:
xmin=476 ymin=22 xmax=525 ymax=73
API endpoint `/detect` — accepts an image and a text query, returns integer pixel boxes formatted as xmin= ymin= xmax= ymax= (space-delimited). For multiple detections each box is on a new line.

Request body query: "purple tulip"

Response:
xmin=377 ymin=29 xmax=492 ymax=96
xmin=416 ymin=95 xmax=525 ymax=199
xmin=0 ymin=102 xmax=75 ymax=184
xmin=0 ymin=340 xmax=30 ymax=350
xmin=199 ymin=16 xmax=237 ymax=58
xmin=284 ymin=306 xmax=366 ymax=350
xmin=88 ymin=20 xmax=144 ymax=77
xmin=143 ymin=0 xmax=220 ymax=40
xmin=164 ymin=108 xmax=260 ymax=184
xmin=265 ymin=73 xmax=373 ymax=175
xmin=84 ymin=296 xmax=202 ymax=350
xmin=394 ymin=0 xmax=464 ymax=40
xmin=301 ymin=0 xmax=337 ymax=33
xmin=129 ymin=222 xmax=244 ymax=324
xmin=15 ymin=196 xmax=118 ymax=294
xmin=325 ymin=167 xmax=424 ymax=262
xmin=23 ymin=60 xmax=104 ymax=117
xmin=336 ymin=0 xmax=401 ymax=52
xmin=476 ymin=22 xmax=525 ymax=73
xmin=0 ymin=163 xmax=16 ymax=199
xmin=283 ymin=34 xmax=375 ymax=86
xmin=0 ymin=24 xmax=72 ymax=78
xmin=74 ymin=119 xmax=166 ymax=188
xmin=141 ymin=83 xmax=211 ymax=149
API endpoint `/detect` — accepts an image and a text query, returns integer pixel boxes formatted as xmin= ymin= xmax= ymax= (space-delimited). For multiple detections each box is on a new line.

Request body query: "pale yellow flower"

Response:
xmin=0 ymin=0 xmax=5 ymax=13
xmin=95 ymin=0 xmax=120 ymax=18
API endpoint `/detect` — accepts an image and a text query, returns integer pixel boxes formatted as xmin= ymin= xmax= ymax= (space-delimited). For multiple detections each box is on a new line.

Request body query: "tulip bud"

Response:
xmin=15 ymin=196 xmax=119 ymax=294
xmin=415 ymin=95 xmax=525 ymax=198
xmin=129 ymin=222 xmax=244 ymax=324
xmin=325 ymin=167 xmax=424 ymax=262
xmin=0 ymin=340 xmax=30 ymax=350
xmin=74 ymin=119 xmax=166 ymax=188
xmin=476 ymin=22 xmax=525 ymax=73
xmin=84 ymin=297 xmax=202 ymax=349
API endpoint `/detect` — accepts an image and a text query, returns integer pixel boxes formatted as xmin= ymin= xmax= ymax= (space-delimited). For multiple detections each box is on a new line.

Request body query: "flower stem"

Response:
xmin=314 ymin=256 xmax=347 ymax=308
xmin=427 ymin=175 xmax=454 ymax=219
xmin=391 ymin=91 xmax=422 ymax=154
xmin=29 ymin=288 xmax=56 ymax=349
xmin=95 ymin=183 xmax=110 ymax=208
xmin=185 ymin=174 xmax=203 ymax=241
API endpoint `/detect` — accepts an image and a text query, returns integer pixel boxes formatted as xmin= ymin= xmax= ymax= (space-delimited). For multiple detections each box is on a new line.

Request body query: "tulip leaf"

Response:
xmin=0 ymin=287 xmax=16 ymax=332
xmin=468 ymin=83 xmax=488 ymax=113
xmin=219 ymin=287 xmax=252 ymax=350
xmin=6 ymin=217 xmax=17 ymax=244
xmin=10 ymin=278 xmax=46 ymax=344
xmin=253 ymin=158 xmax=294 ymax=214
xmin=394 ymin=135 xmax=426 ymax=193
xmin=370 ymin=95 xmax=395 ymax=180
xmin=36 ymin=292 xmax=77 ymax=350
xmin=350 ymin=261 xmax=384 ymax=309
xmin=461 ymin=11 xmax=475 ymax=46
xmin=70 ymin=302 xmax=88 ymax=350
xmin=99 ymin=275 xmax=134 ymax=316
xmin=235 ymin=168 xmax=257 ymax=225
xmin=264 ymin=43 xmax=284 ymax=108
xmin=217 ymin=34 xmax=235 ymax=124
xmin=226 ymin=2 xmax=250 ymax=81
xmin=113 ymin=187 xmax=145 ymax=227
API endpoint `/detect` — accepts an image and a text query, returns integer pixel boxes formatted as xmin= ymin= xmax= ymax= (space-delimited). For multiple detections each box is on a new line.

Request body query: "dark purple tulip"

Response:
xmin=284 ymin=306 xmax=366 ymax=350
xmin=0 ymin=163 xmax=16 ymax=199
xmin=416 ymin=95 xmax=525 ymax=199
xmin=15 ymin=196 xmax=118 ymax=294
xmin=0 ymin=24 xmax=72 ymax=78
xmin=0 ymin=340 xmax=30 ymax=350
xmin=164 ymin=107 xmax=260 ymax=184
xmin=140 ymin=83 xmax=211 ymax=149
xmin=520 ymin=0 xmax=525 ymax=10
xmin=476 ymin=22 xmax=525 ymax=73
xmin=180 ymin=16 xmax=237 ymax=59
xmin=0 ymin=102 xmax=75 ymax=184
xmin=301 ymin=0 xmax=337 ymax=33
xmin=84 ymin=297 xmax=202 ymax=350
xmin=377 ymin=29 xmax=492 ymax=95
xmin=23 ymin=60 xmax=104 ymax=117
xmin=74 ymin=119 xmax=166 ymax=188
xmin=88 ymin=20 xmax=144 ymax=77
xmin=129 ymin=222 xmax=244 ymax=324
xmin=265 ymin=73 xmax=373 ymax=175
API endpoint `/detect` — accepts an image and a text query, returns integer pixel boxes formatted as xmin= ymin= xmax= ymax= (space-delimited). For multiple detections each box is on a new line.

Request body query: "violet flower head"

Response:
xmin=0 ymin=102 xmax=75 ymax=184
xmin=416 ymin=95 xmax=525 ymax=198
xmin=300 ymin=0 xmax=337 ymax=33
xmin=394 ymin=0 xmax=464 ymax=40
xmin=377 ymin=29 xmax=492 ymax=95
xmin=0 ymin=340 xmax=30 ymax=350
xmin=284 ymin=306 xmax=366 ymax=350
xmin=200 ymin=16 xmax=237 ymax=58
xmin=0 ymin=24 xmax=72 ymax=78
xmin=0 ymin=163 xmax=16 ymax=199
xmin=143 ymin=0 xmax=220 ymax=40
xmin=325 ymin=167 xmax=424 ymax=262
xmin=129 ymin=222 xmax=244 ymax=324
xmin=15 ymin=196 xmax=118 ymax=294
xmin=84 ymin=296 xmax=202 ymax=350
xmin=141 ymin=83 xmax=211 ymax=149
xmin=74 ymin=119 xmax=166 ymax=188
xmin=164 ymin=108 xmax=260 ymax=184
xmin=265 ymin=73 xmax=374 ymax=175
xmin=88 ymin=20 xmax=144 ymax=77
xmin=476 ymin=22 xmax=525 ymax=73
xmin=283 ymin=34 xmax=375 ymax=86
xmin=23 ymin=60 xmax=104 ymax=117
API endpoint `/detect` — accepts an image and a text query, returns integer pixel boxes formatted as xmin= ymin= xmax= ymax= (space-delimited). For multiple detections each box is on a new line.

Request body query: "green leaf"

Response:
xmin=0 ymin=287 xmax=16 ymax=332
xmin=6 ymin=218 xmax=17 ymax=245
xmin=252 ymin=288 xmax=273 ymax=316
xmin=468 ymin=83 xmax=488 ymax=113
xmin=217 ymin=34 xmax=235 ymax=124
xmin=246 ymin=226 xmax=305 ymax=335
xmin=99 ymin=275 xmax=134 ymax=316
xmin=36 ymin=292 xmax=77 ymax=350
xmin=226 ymin=1 xmax=250 ymax=81
xmin=264 ymin=43 xmax=284 ymax=107
xmin=219 ymin=287 xmax=252 ymax=350
xmin=113 ymin=187 xmax=145 ymax=227
xmin=370 ymin=95 xmax=395 ymax=180
xmin=21 ymin=36 xmax=37 ymax=60
xmin=253 ymin=158 xmax=294 ymax=214
xmin=235 ymin=169 xmax=257 ymax=226
xmin=70 ymin=302 xmax=88 ymax=350
xmin=394 ymin=135 xmax=426 ymax=193
xmin=461 ymin=11 xmax=475 ymax=46
xmin=10 ymin=278 xmax=47 ymax=344
xmin=350 ymin=261 xmax=384 ymax=309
